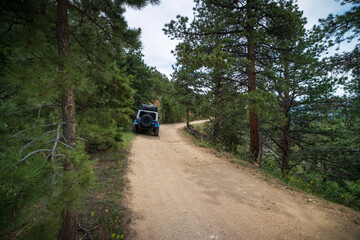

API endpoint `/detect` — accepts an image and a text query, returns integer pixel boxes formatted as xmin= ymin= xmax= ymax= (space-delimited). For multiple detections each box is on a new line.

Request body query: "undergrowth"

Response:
xmin=261 ymin=162 xmax=360 ymax=210
xmin=77 ymin=131 xmax=134 ymax=240
xmin=184 ymin=124 xmax=360 ymax=211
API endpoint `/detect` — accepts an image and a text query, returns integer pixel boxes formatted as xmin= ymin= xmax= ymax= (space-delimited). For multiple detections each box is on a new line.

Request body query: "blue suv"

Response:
xmin=132 ymin=104 xmax=160 ymax=136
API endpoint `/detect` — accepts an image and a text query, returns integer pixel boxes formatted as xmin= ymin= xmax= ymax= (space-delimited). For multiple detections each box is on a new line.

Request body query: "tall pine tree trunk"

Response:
xmin=212 ymin=75 xmax=221 ymax=145
xmin=56 ymin=0 xmax=76 ymax=239
xmin=247 ymin=0 xmax=259 ymax=161
xmin=186 ymin=108 xmax=190 ymax=128
xmin=281 ymin=91 xmax=291 ymax=175
xmin=281 ymin=118 xmax=291 ymax=175
xmin=281 ymin=72 xmax=291 ymax=175
xmin=82 ymin=99 xmax=89 ymax=152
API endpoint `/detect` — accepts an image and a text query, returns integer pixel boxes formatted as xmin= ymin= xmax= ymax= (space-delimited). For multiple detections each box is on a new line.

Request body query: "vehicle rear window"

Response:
xmin=139 ymin=111 xmax=156 ymax=119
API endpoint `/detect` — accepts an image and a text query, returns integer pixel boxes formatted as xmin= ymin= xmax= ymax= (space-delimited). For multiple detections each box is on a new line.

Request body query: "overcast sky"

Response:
xmin=124 ymin=0 xmax=353 ymax=79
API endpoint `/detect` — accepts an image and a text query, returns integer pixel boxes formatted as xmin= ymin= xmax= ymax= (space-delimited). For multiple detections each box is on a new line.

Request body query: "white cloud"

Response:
xmin=124 ymin=0 xmax=355 ymax=79
xmin=296 ymin=0 xmax=351 ymax=29
xmin=124 ymin=0 xmax=194 ymax=79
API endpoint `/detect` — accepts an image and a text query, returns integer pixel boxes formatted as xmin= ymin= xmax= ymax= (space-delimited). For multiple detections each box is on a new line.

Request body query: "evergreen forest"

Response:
xmin=0 ymin=0 xmax=359 ymax=239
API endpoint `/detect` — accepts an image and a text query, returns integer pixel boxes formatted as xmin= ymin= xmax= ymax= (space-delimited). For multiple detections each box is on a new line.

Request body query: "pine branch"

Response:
xmin=19 ymin=130 xmax=56 ymax=154
xmin=18 ymin=149 xmax=52 ymax=164
xmin=262 ymin=141 xmax=282 ymax=164
xmin=289 ymin=153 xmax=305 ymax=170
xmin=262 ymin=127 xmax=285 ymax=152
xmin=68 ymin=2 xmax=134 ymax=47
xmin=41 ymin=124 xmax=62 ymax=228
xmin=42 ymin=122 xmax=66 ymax=128
xmin=25 ymin=104 xmax=61 ymax=112
xmin=208 ymin=0 xmax=246 ymax=10
xmin=10 ymin=130 xmax=25 ymax=138
xmin=11 ymin=123 xmax=63 ymax=141
xmin=32 ymin=106 xmax=42 ymax=128
xmin=65 ymin=104 xmax=75 ymax=115
xmin=76 ymin=137 xmax=87 ymax=142
xmin=20 ymin=137 xmax=40 ymax=154
xmin=59 ymin=140 xmax=75 ymax=150
xmin=18 ymin=122 xmax=66 ymax=164
xmin=0 ymin=89 xmax=17 ymax=100
xmin=68 ymin=29 xmax=106 ymax=71
xmin=51 ymin=124 xmax=62 ymax=163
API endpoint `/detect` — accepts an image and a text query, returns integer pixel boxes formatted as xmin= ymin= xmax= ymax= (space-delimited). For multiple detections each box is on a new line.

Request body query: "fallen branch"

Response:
xmin=76 ymin=213 xmax=93 ymax=240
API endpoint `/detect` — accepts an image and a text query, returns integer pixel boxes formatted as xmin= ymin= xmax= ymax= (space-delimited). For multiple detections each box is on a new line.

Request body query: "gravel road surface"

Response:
xmin=126 ymin=121 xmax=360 ymax=240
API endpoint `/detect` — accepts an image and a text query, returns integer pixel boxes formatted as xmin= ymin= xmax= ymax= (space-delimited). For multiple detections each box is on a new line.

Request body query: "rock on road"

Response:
xmin=126 ymin=122 xmax=360 ymax=240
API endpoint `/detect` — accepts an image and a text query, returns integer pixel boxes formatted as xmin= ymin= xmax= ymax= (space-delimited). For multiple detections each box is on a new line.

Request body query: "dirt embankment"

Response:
xmin=125 ymin=122 xmax=360 ymax=240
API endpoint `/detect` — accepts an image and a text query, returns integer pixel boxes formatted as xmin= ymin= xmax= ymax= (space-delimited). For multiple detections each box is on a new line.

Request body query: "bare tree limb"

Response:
xmin=18 ymin=149 xmax=52 ymax=164
xmin=76 ymin=137 xmax=87 ymax=142
xmin=0 ymin=89 xmax=17 ymax=100
xmin=32 ymin=106 xmax=42 ymax=128
xmin=42 ymin=124 xmax=63 ymax=225
xmin=51 ymin=124 xmax=62 ymax=163
xmin=59 ymin=140 xmax=75 ymax=150
xmin=10 ymin=130 xmax=25 ymax=138
xmin=11 ymin=123 xmax=63 ymax=139
xmin=25 ymin=104 xmax=61 ymax=112
xmin=20 ymin=136 xmax=40 ymax=154
xmin=65 ymin=104 xmax=75 ymax=115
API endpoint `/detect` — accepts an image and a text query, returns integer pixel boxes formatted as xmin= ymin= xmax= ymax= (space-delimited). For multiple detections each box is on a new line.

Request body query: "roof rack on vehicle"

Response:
xmin=141 ymin=104 xmax=158 ymax=112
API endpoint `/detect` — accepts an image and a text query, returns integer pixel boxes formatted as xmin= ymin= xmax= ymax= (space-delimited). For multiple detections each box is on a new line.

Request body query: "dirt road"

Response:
xmin=126 ymin=122 xmax=360 ymax=240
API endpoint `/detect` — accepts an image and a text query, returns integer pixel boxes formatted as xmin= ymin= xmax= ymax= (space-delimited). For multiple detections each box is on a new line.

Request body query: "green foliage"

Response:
xmin=160 ymin=95 xmax=186 ymax=123
xmin=77 ymin=63 xmax=134 ymax=152
xmin=121 ymin=50 xmax=183 ymax=122
xmin=315 ymin=0 xmax=360 ymax=184
xmin=166 ymin=0 xmax=360 ymax=210
xmin=125 ymin=51 xmax=160 ymax=107
xmin=262 ymin=161 xmax=360 ymax=209
xmin=0 ymin=0 xmax=160 ymax=238
xmin=77 ymin=132 xmax=134 ymax=240
xmin=164 ymin=0 xmax=312 ymax=160
xmin=0 ymin=133 xmax=95 ymax=238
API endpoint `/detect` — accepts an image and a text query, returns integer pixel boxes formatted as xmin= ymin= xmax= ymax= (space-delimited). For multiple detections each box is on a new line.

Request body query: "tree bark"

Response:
xmin=280 ymin=67 xmax=291 ymax=175
xmin=281 ymin=90 xmax=291 ymax=175
xmin=62 ymin=89 xmax=76 ymax=148
xmin=56 ymin=0 xmax=76 ymax=239
xmin=212 ymin=74 xmax=222 ymax=145
xmin=186 ymin=108 xmax=190 ymax=128
xmin=81 ymin=99 xmax=89 ymax=152
xmin=246 ymin=0 xmax=259 ymax=161
xmin=82 ymin=99 xmax=88 ymax=113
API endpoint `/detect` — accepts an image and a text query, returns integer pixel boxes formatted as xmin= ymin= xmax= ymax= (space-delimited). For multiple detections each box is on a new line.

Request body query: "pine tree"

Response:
xmin=258 ymin=1 xmax=303 ymax=172
xmin=172 ymin=65 xmax=197 ymax=128
xmin=0 ymin=0 xmax=160 ymax=238
xmin=171 ymin=38 xmax=247 ymax=148
xmin=164 ymin=0 xmax=308 ymax=160
xmin=314 ymin=0 xmax=360 ymax=182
